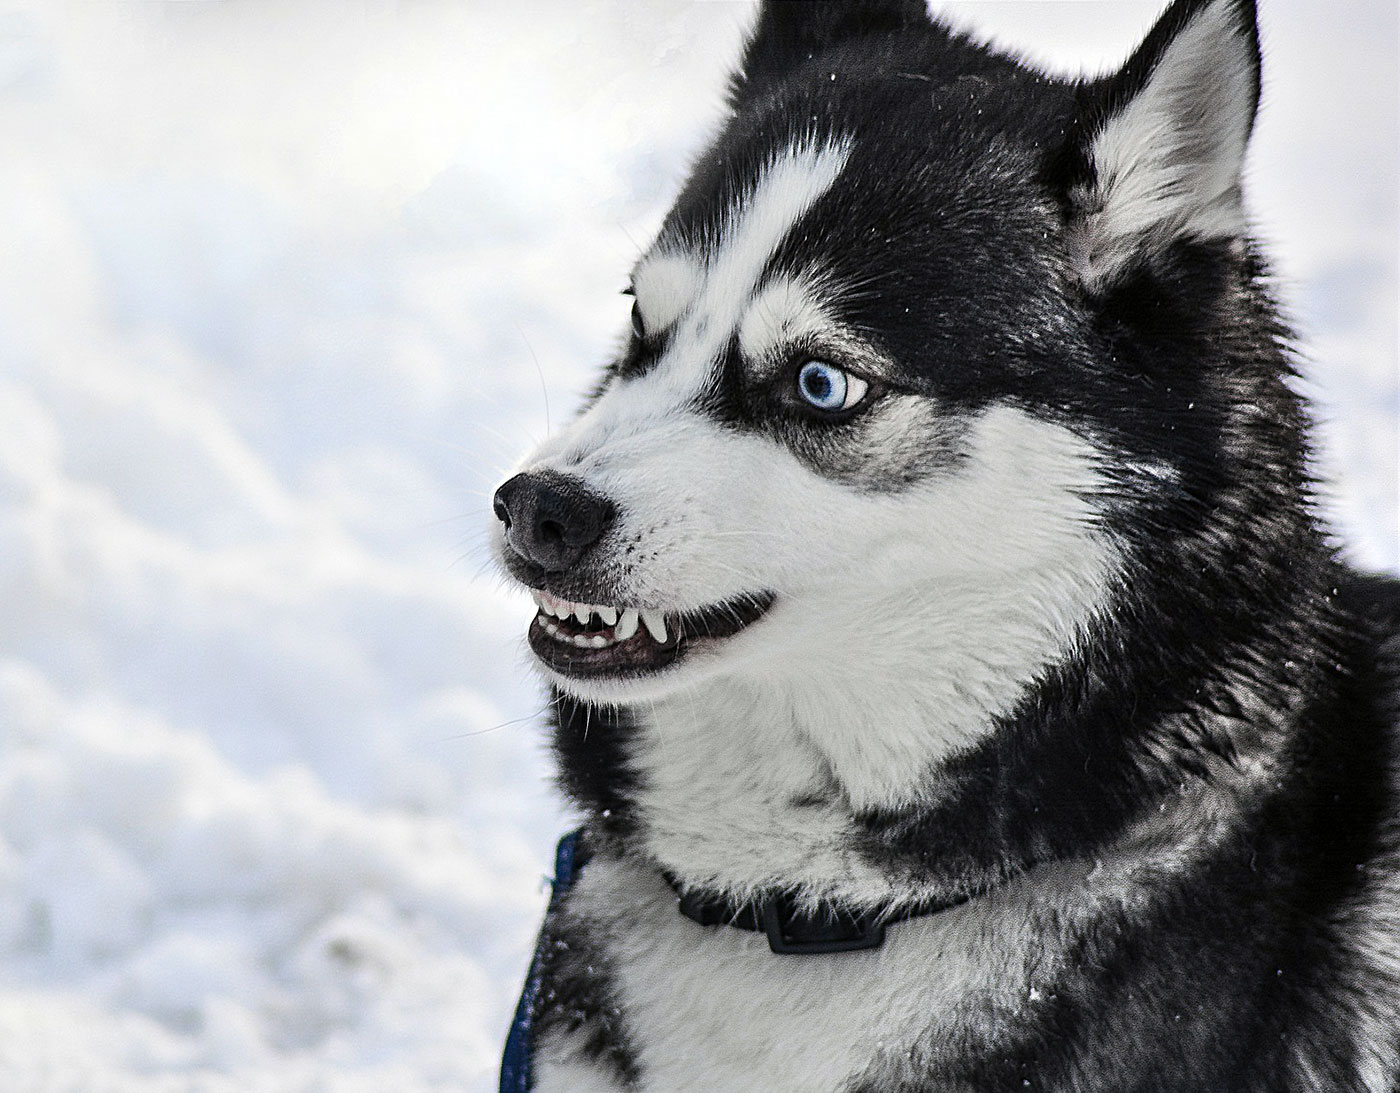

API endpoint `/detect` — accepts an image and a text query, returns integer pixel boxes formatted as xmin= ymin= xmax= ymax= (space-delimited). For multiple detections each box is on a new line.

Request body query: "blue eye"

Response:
xmin=796 ymin=360 xmax=869 ymax=413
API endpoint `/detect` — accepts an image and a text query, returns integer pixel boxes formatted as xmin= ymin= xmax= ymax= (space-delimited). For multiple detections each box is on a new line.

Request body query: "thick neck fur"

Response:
xmin=559 ymin=547 xmax=1342 ymax=909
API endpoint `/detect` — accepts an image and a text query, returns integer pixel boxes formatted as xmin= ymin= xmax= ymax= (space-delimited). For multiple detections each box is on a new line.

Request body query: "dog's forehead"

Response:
xmin=628 ymin=137 xmax=857 ymax=389
xmin=629 ymin=106 xmax=1065 ymax=399
xmin=631 ymin=137 xmax=850 ymax=324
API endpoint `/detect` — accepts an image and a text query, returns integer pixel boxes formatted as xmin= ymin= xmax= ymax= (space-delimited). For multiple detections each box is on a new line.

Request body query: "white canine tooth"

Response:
xmin=598 ymin=606 xmax=618 ymax=627
xmin=588 ymin=634 xmax=609 ymax=648
xmin=531 ymin=590 xmax=547 ymax=611
xmin=615 ymin=609 xmax=639 ymax=641
xmin=572 ymin=605 xmax=591 ymax=625
xmin=641 ymin=609 xmax=668 ymax=644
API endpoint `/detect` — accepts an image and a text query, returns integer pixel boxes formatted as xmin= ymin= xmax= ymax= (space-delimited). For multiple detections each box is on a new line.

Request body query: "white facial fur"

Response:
xmin=736 ymin=272 xmax=836 ymax=363
xmin=508 ymin=138 xmax=1121 ymax=884
xmin=620 ymin=406 xmax=1118 ymax=898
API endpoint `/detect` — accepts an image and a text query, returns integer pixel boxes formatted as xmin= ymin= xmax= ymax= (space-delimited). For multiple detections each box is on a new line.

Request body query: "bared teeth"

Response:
xmin=529 ymin=592 xmax=672 ymax=646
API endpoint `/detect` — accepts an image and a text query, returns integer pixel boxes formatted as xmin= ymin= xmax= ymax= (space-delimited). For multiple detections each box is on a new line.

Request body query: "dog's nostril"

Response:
xmin=492 ymin=494 xmax=512 ymax=528
xmin=539 ymin=519 xmax=565 ymax=546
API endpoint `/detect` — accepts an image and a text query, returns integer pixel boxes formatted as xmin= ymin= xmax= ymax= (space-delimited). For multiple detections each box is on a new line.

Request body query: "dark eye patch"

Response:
xmin=676 ymin=340 xmax=957 ymax=491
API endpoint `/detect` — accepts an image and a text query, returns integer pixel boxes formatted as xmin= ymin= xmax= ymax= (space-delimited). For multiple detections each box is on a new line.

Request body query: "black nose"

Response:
xmin=493 ymin=471 xmax=616 ymax=572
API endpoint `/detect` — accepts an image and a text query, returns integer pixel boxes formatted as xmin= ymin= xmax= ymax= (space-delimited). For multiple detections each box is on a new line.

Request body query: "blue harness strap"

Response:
xmin=500 ymin=829 xmax=585 ymax=1093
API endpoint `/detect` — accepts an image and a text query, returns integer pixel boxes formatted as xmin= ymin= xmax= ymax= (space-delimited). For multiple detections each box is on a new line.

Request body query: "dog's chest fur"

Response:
xmin=535 ymin=854 xmax=1064 ymax=1092
xmin=532 ymin=761 xmax=1400 ymax=1091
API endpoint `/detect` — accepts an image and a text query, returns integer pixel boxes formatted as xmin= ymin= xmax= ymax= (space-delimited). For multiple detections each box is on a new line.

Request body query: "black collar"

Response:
xmin=663 ymin=873 xmax=975 ymax=955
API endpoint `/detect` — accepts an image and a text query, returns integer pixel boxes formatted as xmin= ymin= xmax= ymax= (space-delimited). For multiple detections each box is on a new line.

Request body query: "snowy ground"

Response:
xmin=0 ymin=1 xmax=1392 ymax=1090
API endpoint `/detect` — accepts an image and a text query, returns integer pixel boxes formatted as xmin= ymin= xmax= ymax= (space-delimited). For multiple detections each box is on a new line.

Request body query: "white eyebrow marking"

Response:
xmin=737 ymin=273 xmax=835 ymax=364
xmin=630 ymin=252 xmax=703 ymax=336
xmin=631 ymin=138 xmax=853 ymax=403
xmin=703 ymin=138 xmax=851 ymax=341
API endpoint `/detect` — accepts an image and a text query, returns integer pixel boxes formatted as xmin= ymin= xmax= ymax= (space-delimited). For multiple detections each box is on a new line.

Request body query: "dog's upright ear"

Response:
xmin=729 ymin=0 xmax=931 ymax=106
xmin=1064 ymin=0 xmax=1261 ymax=290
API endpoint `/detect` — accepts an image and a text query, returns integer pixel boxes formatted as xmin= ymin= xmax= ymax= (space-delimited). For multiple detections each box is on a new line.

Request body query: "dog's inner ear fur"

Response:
xmin=1067 ymin=0 xmax=1261 ymax=290
xmin=729 ymin=0 xmax=931 ymax=106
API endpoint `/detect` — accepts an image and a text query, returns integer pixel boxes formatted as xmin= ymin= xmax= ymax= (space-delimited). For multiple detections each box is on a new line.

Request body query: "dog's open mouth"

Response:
xmin=526 ymin=589 xmax=776 ymax=678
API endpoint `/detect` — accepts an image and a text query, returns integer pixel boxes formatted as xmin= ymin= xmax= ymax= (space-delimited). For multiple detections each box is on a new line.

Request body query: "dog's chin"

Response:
xmin=524 ymin=589 xmax=776 ymax=701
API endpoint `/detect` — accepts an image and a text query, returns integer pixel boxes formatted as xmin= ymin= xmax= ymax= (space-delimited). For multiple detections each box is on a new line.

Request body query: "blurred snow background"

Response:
xmin=0 ymin=1 xmax=1392 ymax=1089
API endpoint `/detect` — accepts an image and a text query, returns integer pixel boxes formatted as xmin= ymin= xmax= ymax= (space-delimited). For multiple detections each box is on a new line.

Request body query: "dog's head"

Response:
xmin=495 ymin=0 xmax=1273 ymax=720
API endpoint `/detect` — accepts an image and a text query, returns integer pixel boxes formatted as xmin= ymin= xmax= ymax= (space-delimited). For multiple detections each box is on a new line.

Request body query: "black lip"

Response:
xmin=528 ymin=592 xmax=777 ymax=680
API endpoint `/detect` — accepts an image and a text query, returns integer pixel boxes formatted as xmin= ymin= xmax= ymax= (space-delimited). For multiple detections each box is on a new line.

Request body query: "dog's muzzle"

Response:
xmin=494 ymin=470 xmax=777 ymax=681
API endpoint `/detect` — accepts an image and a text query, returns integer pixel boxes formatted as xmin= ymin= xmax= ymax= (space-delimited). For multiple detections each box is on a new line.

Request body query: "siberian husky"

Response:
xmin=492 ymin=1 xmax=1400 ymax=1088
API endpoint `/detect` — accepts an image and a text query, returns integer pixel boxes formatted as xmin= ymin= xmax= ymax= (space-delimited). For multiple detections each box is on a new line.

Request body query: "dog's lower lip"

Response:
xmin=526 ymin=592 xmax=776 ymax=679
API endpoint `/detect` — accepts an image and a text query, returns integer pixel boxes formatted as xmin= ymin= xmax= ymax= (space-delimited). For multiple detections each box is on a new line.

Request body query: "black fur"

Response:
xmin=549 ymin=692 xmax=640 ymax=843
xmin=521 ymin=1 xmax=1400 ymax=1088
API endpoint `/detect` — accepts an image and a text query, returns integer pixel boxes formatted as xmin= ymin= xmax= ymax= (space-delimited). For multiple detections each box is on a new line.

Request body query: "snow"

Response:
xmin=0 ymin=1 xmax=1392 ymax=1090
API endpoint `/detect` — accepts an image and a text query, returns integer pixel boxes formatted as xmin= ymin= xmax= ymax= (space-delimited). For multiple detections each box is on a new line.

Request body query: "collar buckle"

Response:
xmin=759 ymin=896 xmax=886 ymax=955
xmin=670 ymin=874 xmax=899 ymax=955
